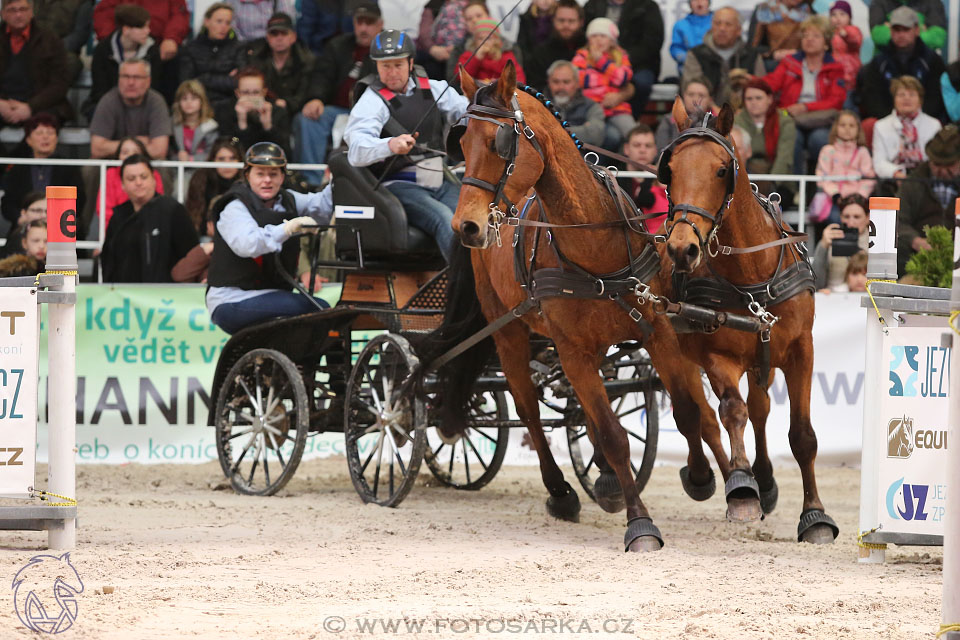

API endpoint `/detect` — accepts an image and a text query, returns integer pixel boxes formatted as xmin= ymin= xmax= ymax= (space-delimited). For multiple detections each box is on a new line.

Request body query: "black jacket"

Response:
xmin=241 ymin=39 xmax=316 ymax=114
xmin=101 ymin=194 xmax=199 ymax=283
xmin=180 ymin=29 xmax=246 ymax=114
xmin=306 ymin=32 xmax=376 ymax=107
xmin=583 ymin=0 xmax=663 ymax=76
xmin=86 ymin=31 xmax=161 ymax=118
xmin=854 ymin=40 xmax=946 ymax=121
xmin=218 ymin=98 xmax=291 ymax=157
xmin=0 ymin=19 xmax=72 ymax=121
xmin=524 ymin=31 xmax=586 ymax=92
xmin=1 ymin=150 xmax=85 ymax=226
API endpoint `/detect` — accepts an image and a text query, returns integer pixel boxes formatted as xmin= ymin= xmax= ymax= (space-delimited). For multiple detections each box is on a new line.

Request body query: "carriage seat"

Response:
xmin=329 ymin=150 xmax=442 ymax=262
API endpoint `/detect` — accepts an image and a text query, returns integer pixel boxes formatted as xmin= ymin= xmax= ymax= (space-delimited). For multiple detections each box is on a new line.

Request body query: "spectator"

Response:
xmin=749 ymin=0 xmax=813 ymax=72
xmin=942 ymin=61 xmax=960 ymax=123
xmin=0 ymin=218 xmax=45 ymax=273
xmin=171 ymin=80 xmax=219 ymax=163
xmin=853 ymin=6 xmax=945 ymax=122
xmin=185 ymin=137 xmax=244 ymax=236
xmin=445 ymin=1 xmax=492 ymax=79
xmin=813 ymin=193 xmax=870 ymax=290
xmin=895 ymin=125 xmax=960 ymax=272
xmin=226 ymin=0 xmax=296 ymax=42
xmin=220 ymin=67 xmax=291 ymax=156
xmin=298 ymin=0 xmax=354 ymax=56
xmin=655 ymin=76 xmax=714 ymax=150
xmin=517 ymin=0 xmax=556 ymax=64
xmin=414 ymin=0 xmax=449 ymax=79
xmin=618 ymin=124 xmax=667 ymax=232
xmin=584 ymin=0 xmax=663 ymax=118
xmin=838 ymin=251 xmax=868 ymax=292
xmin=573 ymin=18 xmax=636 ymax=151
xmin=524 ymin=0 xmax=585 ymax=91
xmin=870 ymin=0 xmax=945 ymax=51
xmin=206 ymin=142 xmax=334 ymax=334
xmin=0 ymin=0 xmax=72 ymax=125
xmin=763 ymin=15 xmax=846 ymax=173
xmin=180 ymin=3 xmax=245 ymax=124
xmin=241 ymin=12 xmax=316 ymax=115
xmin=683 ymin=7 xmax=764 ymax=108
xmin=0 ymin=115 xmax=84 ymax=228
xmin=0 ymin=190 xmax=42 ymax=258
xmin=344 ymin=29 xmax=468 ymax=262
xmin=101 ymin=154 xmax=198 ymax=283
xmin=94 ymin=136 xmax=166 ymax=229
xmin=828 ymin=1 xmax=862 ymax=90
xmin=90 ymin=58 xmax=172 ymax=159
xmin=33 ymin=0 xmax=92 ymax=85
xmin=296 ymin=2 xmax=379 ymax=185
xmin=456 ymin=19 xmax=525 ymax=84
xmin=428 ymin=0 xmax=469 ymax=70
xmin=733 ymin=77 xmax=796 ymax=193
xmin=87 ymin=4 xmax=160 ymax=120
xmin=730 ymin=124 xmax=752 ymax=167
xmin=670 ymin=0 xmax=712 ymax=75
xmin=873 ymin=76 xmax=941 ymax=180
xmin=811 ymin=110 xmax=875 ymax=224
xmin=545 ymin=60 xmax=605 ymax=147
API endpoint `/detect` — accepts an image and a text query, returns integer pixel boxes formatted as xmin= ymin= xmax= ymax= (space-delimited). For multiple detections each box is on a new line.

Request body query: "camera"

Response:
xmin=832 ymin=225 xmax=861 ymax=257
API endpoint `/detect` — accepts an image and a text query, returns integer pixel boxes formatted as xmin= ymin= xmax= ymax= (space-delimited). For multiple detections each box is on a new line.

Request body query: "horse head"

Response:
xmin=452 ymin=61 xmax=546 ymax=249
xmin=662 ymin=96 xmax=738 ymax=273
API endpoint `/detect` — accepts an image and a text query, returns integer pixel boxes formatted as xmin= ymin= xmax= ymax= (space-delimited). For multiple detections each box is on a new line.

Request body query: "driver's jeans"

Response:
xmin=210 ymin=291 xmax=329 ymax=335
xmin=385 ymin=179 xmax=459 ymax=262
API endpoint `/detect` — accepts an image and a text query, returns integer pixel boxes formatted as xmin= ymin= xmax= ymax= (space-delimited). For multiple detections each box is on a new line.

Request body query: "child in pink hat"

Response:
xmin=829 ymin=0 xmax=862 ymax=88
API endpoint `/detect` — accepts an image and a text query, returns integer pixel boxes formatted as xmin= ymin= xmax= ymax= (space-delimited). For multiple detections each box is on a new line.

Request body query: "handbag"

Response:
xmin=808 ymin=191 xmax=834 ymax=223
xmin=792 ymin=108 xmax=838 ymax=131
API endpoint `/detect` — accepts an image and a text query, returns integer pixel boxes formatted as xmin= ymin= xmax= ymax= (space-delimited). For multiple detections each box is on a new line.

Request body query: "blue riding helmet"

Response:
xmin=371 ymin=29 xmax=414 ymax=61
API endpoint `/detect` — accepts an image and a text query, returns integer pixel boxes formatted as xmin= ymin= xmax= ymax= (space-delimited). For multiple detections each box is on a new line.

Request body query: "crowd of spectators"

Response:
xmin=0 ymin=0 xmax=956 ymax=286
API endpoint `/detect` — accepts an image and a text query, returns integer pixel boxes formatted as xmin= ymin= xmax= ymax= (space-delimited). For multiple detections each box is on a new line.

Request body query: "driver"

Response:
xmin=344 ymin=29 xmax=469 ymax=262
xmin=206 ymin=142 xmax=334 ymax=334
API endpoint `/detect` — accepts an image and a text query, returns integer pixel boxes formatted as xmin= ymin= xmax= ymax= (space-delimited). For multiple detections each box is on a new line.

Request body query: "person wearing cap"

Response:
xmin=344 ymin=28 xmax=468 ymax=262
xmin=853 ymin=5 xmax=945 ymax=122
xmin=206 ymin=141 xmax=335 ymax=333
xmin=583 ymin=0 xmax=663 ymax=118
xmin=573 ymin=17 xmax=636 ymax=150
xmin=241 ymin=12 xmax=316 ymax=116
xmin=869 ymin=0 xmax=945 ymax=51
xmin=225 ymin=0 xmax=296 ymax=42
xmin=828 ymin=1 xmax=861 ymax=89
xmin=895 ymin=125 xmax=960 ymax=272
xmin=682 ymin=7 xmax=764 ymax=107
xmin=454 ymin=18 xmax=525 ymax=84
xmin=295 ymin=2 xmax=380 ymax=185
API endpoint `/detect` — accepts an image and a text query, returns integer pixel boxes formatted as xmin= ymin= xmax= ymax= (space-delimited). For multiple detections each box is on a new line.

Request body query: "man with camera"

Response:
xmin=813 ymin=193 xmax=870 ymax=290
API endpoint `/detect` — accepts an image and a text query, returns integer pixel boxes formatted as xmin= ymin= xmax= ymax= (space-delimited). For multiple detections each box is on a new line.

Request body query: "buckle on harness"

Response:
xmin=507 ymin=216 xmax=520 ymax=227
xmin=523 ymin=125 xmax=535 ymax=139
xmin=628 ymin=307 xmax=643 ymax=323
xmin=506 ymin=163 xmax=515 ymax=176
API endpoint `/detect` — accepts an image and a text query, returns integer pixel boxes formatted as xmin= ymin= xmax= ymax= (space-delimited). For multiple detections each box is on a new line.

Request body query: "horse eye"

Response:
xmin=716 ymin=166 xmax=727 ymax=178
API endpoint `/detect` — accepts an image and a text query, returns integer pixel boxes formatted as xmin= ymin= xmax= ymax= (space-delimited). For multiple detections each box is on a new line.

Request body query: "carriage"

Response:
xmin=207 ymin=149 xmax=662 ymax=507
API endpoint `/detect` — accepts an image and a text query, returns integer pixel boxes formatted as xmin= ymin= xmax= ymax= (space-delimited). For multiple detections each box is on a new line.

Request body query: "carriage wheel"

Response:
xmin=344 ymin=334 xmax=426 ymax=507
xmin=567 ymin=387 xmax=659 ymax=501
xmin=424 ymin=390 xmax=509 ymax=490
xmin=215 ymin=349 xmax=310 ymax=496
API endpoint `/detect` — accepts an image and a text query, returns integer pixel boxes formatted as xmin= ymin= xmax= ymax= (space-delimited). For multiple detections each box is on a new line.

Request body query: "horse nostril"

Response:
xmin=684 ymin=243 xmax=699 ymax=262
xmin=460 ymin=220 xmax=481 ymax=239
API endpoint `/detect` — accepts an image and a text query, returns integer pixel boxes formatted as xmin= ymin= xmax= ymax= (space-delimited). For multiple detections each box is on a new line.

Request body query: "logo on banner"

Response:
xmin=888 ymin=345 xmax=920 ymax=396
xmin=11 ymin=553 xmax=84 ymax=633
xmin=887 ymin=416 xmax=914 ymax=458
xmin=885 ymin=477 xmax=930 ymax=521
xmin=888 ymin=345 xmax=950 ymax=398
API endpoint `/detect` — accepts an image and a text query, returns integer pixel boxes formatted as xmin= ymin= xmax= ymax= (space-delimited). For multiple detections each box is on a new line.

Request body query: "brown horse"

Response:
xmin=431 ymin=62 xmax=726 ymax=552
xmin=657 ymin=97 xmax=838 ymax=543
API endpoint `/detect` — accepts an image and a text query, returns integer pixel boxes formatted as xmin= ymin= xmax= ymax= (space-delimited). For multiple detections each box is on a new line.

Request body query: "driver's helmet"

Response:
xmin=370 ymin=29 xmax=414 ymax=61
xmin=244 ymin=142 xmax=287 ymax=170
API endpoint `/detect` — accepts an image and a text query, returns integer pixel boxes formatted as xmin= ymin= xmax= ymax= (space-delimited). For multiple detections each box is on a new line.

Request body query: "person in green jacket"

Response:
xmin=733 ymin=77 xmax=796 ymax=196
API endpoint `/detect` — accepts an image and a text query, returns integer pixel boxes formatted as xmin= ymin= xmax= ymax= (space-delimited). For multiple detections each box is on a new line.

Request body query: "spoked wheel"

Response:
xmin=344 ymin=333 xmax=426 ymax=507
xmin=567 ymin=386 xmax=659 ymax=501
xmin=215 ymin=349 xmax=310 ymax=496
xmin=424 ymin=390 xmax=509 ymax=490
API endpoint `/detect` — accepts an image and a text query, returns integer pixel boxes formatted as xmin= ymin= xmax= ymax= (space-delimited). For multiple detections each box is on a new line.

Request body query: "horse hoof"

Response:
xmin=759 ymin=478 xmax=779 ymax=515
xmin=594 ymin=472 xmax=626 ymax=514
xmin=726 ymin=497 xmax=763 ymax=522
xmin=724 ymin=469 xmax=762 ymax=522
xmin=546 ymin=489 xmax=581 ymax=523
xmin=798 ymin=509 xmax=839 ymax=544
xmin=679 ymin=466 xmax=716 ymax=501
xmin=624 ymin=517 xmax=663 ymax=552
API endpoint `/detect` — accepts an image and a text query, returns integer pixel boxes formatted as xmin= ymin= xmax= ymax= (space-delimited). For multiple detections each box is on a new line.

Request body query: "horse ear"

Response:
xmin=496 ymin=59 xmax=517 ymax=105
xmin=460 ymin=65 xmax=478 ymax=101
xmin=716 ymin=103 xmax=734 ymax=136
xmin=672 ymin=96 xmax=689 ymax=131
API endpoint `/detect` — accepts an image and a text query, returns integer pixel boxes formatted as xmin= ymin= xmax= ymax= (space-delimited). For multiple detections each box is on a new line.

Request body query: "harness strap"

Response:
xmin=426 ymin=297 xmax=538 ymax=372
xmin=712 ymin=230 xmax=809 ymax=256
xmin=677 ymin=260 xmax=815 ymax=310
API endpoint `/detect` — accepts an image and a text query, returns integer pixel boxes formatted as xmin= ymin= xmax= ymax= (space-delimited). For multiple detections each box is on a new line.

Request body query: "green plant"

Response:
xmin=905 ymin=225 xmax=954 ymax=287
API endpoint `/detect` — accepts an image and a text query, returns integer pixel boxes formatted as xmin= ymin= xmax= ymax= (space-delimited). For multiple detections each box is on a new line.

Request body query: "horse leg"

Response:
xmin=556 ymin=342 xmax=662 ymax=552
xmin=586 ymin=416 xmax=628 ymax=513
xmin=705 ymin=358 xmax=763 ymax=522
xmin=782 ymin=336 xmax=839 ymax=543
xmin=747 ymin=372 xmax=779 ymax=515
xmin=493 ymin=324 xmax=581 ymax=522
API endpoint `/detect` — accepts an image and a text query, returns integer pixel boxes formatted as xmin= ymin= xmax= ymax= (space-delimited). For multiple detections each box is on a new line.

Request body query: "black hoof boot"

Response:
xmin=724 ymin=469 xmax=763 ymax=522
xmin=679 ymin=466 xmax=716 ymax=501
xmin=594 ymin=472 xmax=626 ymax=513
xmin=797 ymin=509 xmax=839 ymax=544
xmin=758 ymin=477 xmax=779 ymax=515
xmin=546 ymin=484 xmax=581 ymax=523
xmin=624 ymin=517 xmax=663 ymax=552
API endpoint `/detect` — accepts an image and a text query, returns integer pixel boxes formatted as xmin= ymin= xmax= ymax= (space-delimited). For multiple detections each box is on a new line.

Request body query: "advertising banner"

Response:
xmin=0 ymin=287 xmax=39 ymax=498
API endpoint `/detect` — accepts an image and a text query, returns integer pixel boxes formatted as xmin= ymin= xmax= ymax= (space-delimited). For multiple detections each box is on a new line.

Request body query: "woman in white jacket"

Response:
xmin=872 ymin=76 xmax=941 ymax=180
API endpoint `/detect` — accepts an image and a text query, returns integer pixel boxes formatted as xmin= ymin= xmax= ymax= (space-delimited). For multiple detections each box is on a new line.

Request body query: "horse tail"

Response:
xmin=422 ymin=241 xmax=492 ymax=437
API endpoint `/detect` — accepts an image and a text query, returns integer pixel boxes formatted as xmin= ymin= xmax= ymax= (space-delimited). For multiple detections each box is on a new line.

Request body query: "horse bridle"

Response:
xmin=450 ymin=85 xmax=544 ymax=244
xmin=658 ymin=118 xmax=739 ymax=257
